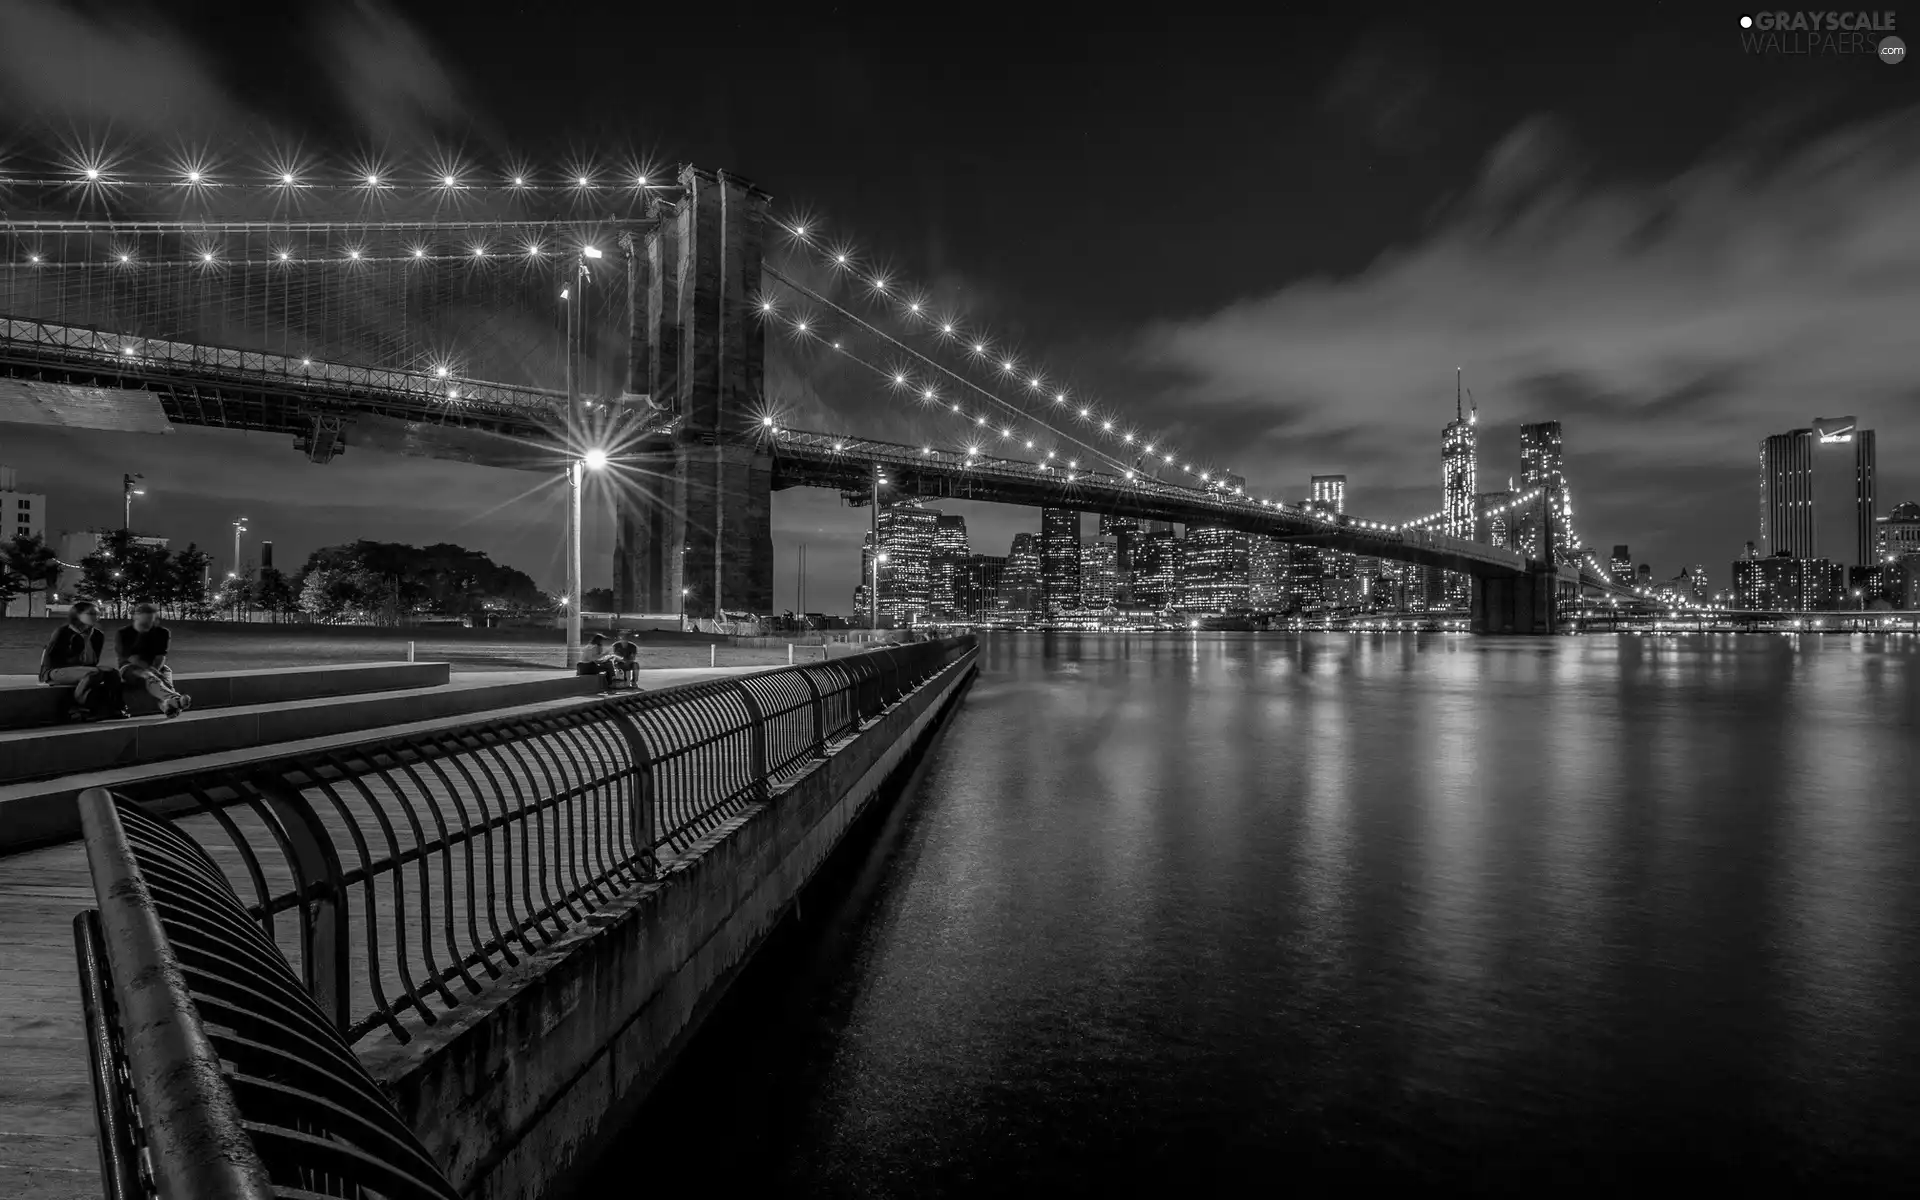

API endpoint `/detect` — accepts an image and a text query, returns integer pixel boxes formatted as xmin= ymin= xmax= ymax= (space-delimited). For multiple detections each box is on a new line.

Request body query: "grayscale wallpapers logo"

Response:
xmin=1737 ymin=11 xmax=1904 ymax=60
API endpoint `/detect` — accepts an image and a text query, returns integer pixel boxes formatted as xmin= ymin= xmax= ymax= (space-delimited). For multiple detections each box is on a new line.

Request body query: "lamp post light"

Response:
xmin=122 ymin=473 xmax=145 ymax=530
xmin=231 ymin=517 xmax=248 ymax=579
xmin=872 ymin=552 xmax=889 ymax=630
xmin=566 ymin=448 xmax=610 ymax=664
xmin=561 ymin=246 xmax=604 ymax=667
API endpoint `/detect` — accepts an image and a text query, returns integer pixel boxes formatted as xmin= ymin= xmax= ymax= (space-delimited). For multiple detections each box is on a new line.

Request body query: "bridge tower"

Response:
xmin=615 ymin=166 xmax=774 ymax=619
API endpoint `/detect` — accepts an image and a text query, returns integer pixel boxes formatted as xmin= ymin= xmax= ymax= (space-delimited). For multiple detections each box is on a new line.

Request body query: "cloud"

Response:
xmin=0 ymin=1 xmax=246 ymax=140
xmin=1137 ymin=104 xmax=1920 ymax=571
xmin=1318 ymin=26 xmax=1451 ymax=153
xmin=312 ymin=1 xmax=480 ymax=151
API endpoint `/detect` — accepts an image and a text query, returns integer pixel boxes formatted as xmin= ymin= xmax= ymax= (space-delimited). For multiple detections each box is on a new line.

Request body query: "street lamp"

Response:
xmin=122 ymin=473 xmax=145 ymax=530
xmin=872 ymin=552 xmax=889 ymax=630
xmin=565 ymin=448 xmax=609 ymax=666
xmin=231 ymin=517 xmax=248 ymax=578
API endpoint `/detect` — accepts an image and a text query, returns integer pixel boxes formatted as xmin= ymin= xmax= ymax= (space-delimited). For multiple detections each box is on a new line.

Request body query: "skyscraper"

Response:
xmin=1003 ymin=533 xmax=1041 ymax=617
xmin=1180 ymin=526 xmax=1251 ymax=611
xmin=1081 ymin=536 xmax=1119 ymax=610
xmin=1760 ymin=429 xmax=1815 ymax=558
xmin=961 ymin=554 xmax=1007 ymax=618
xmin=1441 ymin=370 xmax=1477 ymax=608
xmin=1519 ymin=420 xmax=1572 ymax=564
xmin=1476 ymin=490 xmax=1512 ymax=547
xmin=1249 ymin=536 xmax=1291 ymax=610
xmin=1610 ymin=545 xmax=1632 ymax=584
xmin=1039 ymin=508 xmax=1082 ymax=617
xmin=852 ymin=501 xmax=941 ymax=624
xmin=1310 ymin=475 xmax=1346 ymax=515
xmin=1100 ymin=514 xmax=1142 ymax=606
xmin=930 ymin=513 xmax=970 ymax=620
xmin=1131 ymin=529 xmax=1180 ymax=608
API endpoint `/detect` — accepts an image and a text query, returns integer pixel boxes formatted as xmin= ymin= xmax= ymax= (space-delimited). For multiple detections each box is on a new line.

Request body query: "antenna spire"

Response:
xmin=1456 ymin=367 xmax=1463 ymax=421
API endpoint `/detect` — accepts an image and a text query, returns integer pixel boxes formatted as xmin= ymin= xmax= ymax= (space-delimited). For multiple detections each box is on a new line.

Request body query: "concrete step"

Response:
xmin=0 ymin=671 xmax=606 ymax=850
xmin=0 ymin=661 xmax=451 ymax=729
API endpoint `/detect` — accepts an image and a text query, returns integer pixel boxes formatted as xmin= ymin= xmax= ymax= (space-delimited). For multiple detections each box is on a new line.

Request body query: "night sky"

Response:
xmin=0 ymin=2 xmax=1913 ymax=607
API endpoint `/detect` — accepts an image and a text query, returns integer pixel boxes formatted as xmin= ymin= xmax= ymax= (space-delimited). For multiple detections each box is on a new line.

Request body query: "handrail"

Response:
xmin=76 ymin=788 xmax=461 ymax=1199
xmin=93 ymin=636 xmax=976 ymax=1048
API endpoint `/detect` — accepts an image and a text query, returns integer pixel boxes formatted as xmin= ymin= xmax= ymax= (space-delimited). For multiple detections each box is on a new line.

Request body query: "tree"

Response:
xmin=583 ymin=587 xmax=615 ymax=612
xmin=294 ymin=540 xmax=550 ymax=624
xmin=78 ymin=530 xmax=172 ymax=617
xmin=169 ymin=543 xmax=215 ymax=619
xmin=251 ymin=567 xmax=298 ymax=623
xmin=0 ymin=533 xmax=61 ymax=617
xmin=298 ymin=567 xmax=356 ymax=623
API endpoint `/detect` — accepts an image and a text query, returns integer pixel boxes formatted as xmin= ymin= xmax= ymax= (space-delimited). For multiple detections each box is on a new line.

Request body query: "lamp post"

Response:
xmin=872 ymin=552 xmax=889 ymax=630
xmin=122 ymin=473 xmax=145 ymax=530
xmin=231 ymin=517 xmax=248 ymax=579
xmin=562 ymin=245 xmax=603 ymax=667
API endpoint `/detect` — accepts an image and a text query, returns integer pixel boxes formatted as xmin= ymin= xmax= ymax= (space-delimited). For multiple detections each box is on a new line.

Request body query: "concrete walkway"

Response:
xmin=0 ymin=663 xmax=776 ymax=1199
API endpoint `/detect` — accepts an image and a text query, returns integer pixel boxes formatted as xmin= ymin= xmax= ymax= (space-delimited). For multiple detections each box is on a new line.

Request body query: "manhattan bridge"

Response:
xmin=0 ymin=153 xmax=1631 ymax=634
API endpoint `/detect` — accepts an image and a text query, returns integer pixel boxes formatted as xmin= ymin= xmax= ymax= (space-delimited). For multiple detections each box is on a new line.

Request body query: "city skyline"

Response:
xmin=0 ymin=5 xmax=1912 ymax=610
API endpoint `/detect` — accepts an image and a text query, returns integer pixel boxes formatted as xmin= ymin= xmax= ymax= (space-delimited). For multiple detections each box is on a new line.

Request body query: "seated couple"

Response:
xmin=38 ymin=601 xmax=194 ymax=722
xmin=586 ymin=633 xmax=642 ymax=689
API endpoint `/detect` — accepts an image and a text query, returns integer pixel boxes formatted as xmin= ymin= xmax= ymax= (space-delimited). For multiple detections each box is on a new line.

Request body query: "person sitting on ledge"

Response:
xmin=583 ymin=633 xmax=642 ymax=689
xmin=37 ymin=599 xmax=127 ymax=722
xmin=118 ymin=603 xmax=192 ymax=718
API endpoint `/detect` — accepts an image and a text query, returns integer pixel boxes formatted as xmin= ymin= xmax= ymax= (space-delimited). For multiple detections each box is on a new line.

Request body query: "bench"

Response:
xmin=0 ymin=660 xmax=451 ymax=729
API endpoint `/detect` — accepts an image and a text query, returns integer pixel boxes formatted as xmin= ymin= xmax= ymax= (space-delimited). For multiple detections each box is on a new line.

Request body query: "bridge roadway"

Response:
xmin=0 ymin=316 xmax=1609 ymax=588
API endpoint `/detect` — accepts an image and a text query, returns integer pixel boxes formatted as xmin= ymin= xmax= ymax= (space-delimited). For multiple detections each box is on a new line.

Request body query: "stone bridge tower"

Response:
xmin=615 ymin=165 xmax=774 ymax=619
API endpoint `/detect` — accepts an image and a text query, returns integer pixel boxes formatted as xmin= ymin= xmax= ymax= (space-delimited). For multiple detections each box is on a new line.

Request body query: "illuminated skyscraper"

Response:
xmin=1476 ymin=489 xmax=1512 ymax=547
xmin=1180 ymin=526 xmax=1251 ymax=611
xmin=853 ymin=501 xmax=940 ymax=624
xmin=930 ymin=513 xmax=970 ymax=619
xmin=1519 ymin=420 xmax=1572 ymax=565
xmin=1039 ymin=507 xmax=1082 ymax=617
xmin=1003 ymin=533 xmax=1041 ymax=617
xmin=1100 ymin=514 xmax=1142 ymax=605
xmin=1081 ymin=536 xmax=1119 ymax=609
xmin=1249 ymin=536 xmax=1291 ymax=609
xmin=1874 ymin=501 xmax=1920 ymax=563
xmin=961 ymin=554 xmax=1006 ymax=618
xmin=1441 ymin=370 xmax=1477 ymax=608
xmin=1131 ymin=529 xmax=1180 ymax=608
xmin=1310 ymin=475 xmax=1346 ymax=515
xmin=1760 ymin=429 xmax=1815 ymax=559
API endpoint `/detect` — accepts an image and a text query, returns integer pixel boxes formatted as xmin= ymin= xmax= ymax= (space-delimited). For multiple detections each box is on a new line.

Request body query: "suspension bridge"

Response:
xmin=0 ymin=156 xmax=1623 ymax=633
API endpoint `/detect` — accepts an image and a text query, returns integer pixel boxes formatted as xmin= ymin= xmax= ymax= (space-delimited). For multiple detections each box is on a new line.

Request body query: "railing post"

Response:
xmin=604 ymin=708 xmax=657 ymax=878
xmin=252 ymin=777 xmax=350 ymax=1034
xmin=797 ymin=667 xmax=827 ymax=757
xmin=734 ymin=681 xmax=770 ymax=801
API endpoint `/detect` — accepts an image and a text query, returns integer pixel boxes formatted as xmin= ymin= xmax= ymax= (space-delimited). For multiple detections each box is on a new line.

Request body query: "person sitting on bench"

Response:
xmin=118 ymin=603 xmax=192 ymax=718
xmin=584 ymin=633 xmax=642 ymax=688
xmin=38 ymin=599 xmax=126 ymax=722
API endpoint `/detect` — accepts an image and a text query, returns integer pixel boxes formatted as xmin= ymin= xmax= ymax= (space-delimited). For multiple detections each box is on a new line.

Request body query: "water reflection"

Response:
xmin=577 ymin=632 xmax=1920 ymax=1195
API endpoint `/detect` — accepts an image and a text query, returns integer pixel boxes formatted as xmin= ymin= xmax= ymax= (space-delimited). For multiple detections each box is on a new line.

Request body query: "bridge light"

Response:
xmin=442 ymin=174 xmax=457 ymax=186
xmin=118 ymin=253 xmax=130 ymax=263
xmin=85 ymin=168 xmax=100 ymax=180
xmin=365 ymin=173 xmax=380 ymax=186
xmin=1102 ymin=421 xmax=1112 ymax=431
xmin=972 ymin=343 xmax=986 ymax=354
xmin=512 ymin=176 xmax=526 ymax=187
xmin=941 ymin=323 xmax=954 ymax=334
xmin=1046 ymin=451 xmax=1055 ymax=458
xmin=27 ymin=254 xmax=39 ymax=264
xmin=976 ymin=415 xmax=986 ymax=425
xmin=1123 ymin=433 xmax=1133 ymax=443
xmin=761 ymin=301 xmax=774 ymax=313
xmin=834 ymin=442 xmax=843 ymax=451
xmin=413 ymin=247 xmax=426 ymax=258
xmin=582 ymin=245 xmax=603 ymax=259
xmin=922 ymin=447 xmax=931 ymax=455
xmin=121 ymin=345 xmax=135 ymax=356
xmin=278 ymin=250 xmax=291 ymax=261
xmin=791 ymin=223 xmax=807 ymax=238
xmin=280 ymin=172 xmax=296 ymax=185
xmin=576 ymin=175 xmax=590 ymax=187
xmin=1025 ymin=440 xmax=1034 ymax=449
xmin=1054 ymin=392 xmax=1066 ymax=404
xmin=436 ymin=366 xmax=449 ymax=378
xmin=583 ymin=448 xmax=609 ymax=471
xmin=894 ymin=373 xmax=907 ymax=385
xmin=1126 ymin=470 xmax=1136 ymax=480
xmin=951 ymin=404 xmax=960 ymax=412
xmin=1001 ymin=428 xmax=1011 ymax=437
xmin=348 ymin=249 xmax=361 ymax=260
xmin=636 ymin=174 xmax=649 ymax=187
xmin=908 ymin=301 xmax=921 ymax=313
xmin=447 ymin=389 xmax=459 ymax=399
xmin=201 ymin=251 xmax=214 ymax=263
xmin=186 ymin=170 xmax=202 ymax=183
xmin=1000 ymin=360 xmax=1015 ymax=373
xmin=795 ymin=321 xmax=809 ymax=333
xmin=922 ymin=388 xmax=935 ymax=399
xmin=835 ymin=254 xmax=848 ymax=265
xmin=871 ymin=277 xmax=888 ymax=292
xmin=302 ymin=358 xmax=311 ymax=366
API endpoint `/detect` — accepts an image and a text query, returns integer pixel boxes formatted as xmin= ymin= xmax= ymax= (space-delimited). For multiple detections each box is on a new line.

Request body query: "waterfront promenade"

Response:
xmin=0 ymin=661 xmax=776 ymax=1200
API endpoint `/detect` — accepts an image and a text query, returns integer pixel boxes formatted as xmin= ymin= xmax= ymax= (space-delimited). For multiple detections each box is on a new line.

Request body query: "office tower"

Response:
xmin=1519 ymin=420 xmax=1573 ymax=564
xmin=1310 ymin=475 xmax=1347 ymax=515
xmin=930 ymin=513 xmax=970 ymax=620
xmin=852 ymin=501 xmax=940 ymax=624
xmin=1762 ymin=420 xmax=1877 ymax=565
xmin=961 ymin=554 xmax=1007 ymax=618
xmin=1130 ymin=529 xmax=1180 ymax=608
xmin=1636 ymin=563 xmax=1652 ymax=586
xmin=1441 ymin=371 xmax=1477 ymax=608
xmin=1610 ymin=545 xmax=1631 ymax=584
xmin=260 ymin=541 xmax=274 ymax=571
xmin=1690 ymin=564 xmax=1709 ymax=601
xmin=1180 ymin=526 xmax=1251 ymax=611
xmin=1099 ymin=514 xmax=1141 ymax=605
xmin=1039 ymin=507 xmax=1082 ymax=618
xmin=1249 ymin=536 xmax=1291 ymax=609
xmin=1733 ymin=554 xmax=1844 ymax=610
xmin=1080 ymin=537 xmax=1119 ymax=609
xmin=1003 ymin=533 xmax=1041 ymax=617
xmin=1759 ymin=429 xmax=1815 ymax=558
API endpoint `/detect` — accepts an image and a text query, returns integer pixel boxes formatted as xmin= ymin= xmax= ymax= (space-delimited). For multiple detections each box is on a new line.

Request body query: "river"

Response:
xmin=575 ymin=632 xmax=1920 ymax=1195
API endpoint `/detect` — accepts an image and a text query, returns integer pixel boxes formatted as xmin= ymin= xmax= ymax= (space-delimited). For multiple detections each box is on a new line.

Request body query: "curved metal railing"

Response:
xmin=75 ymin=789 xmax=460 ymax=1200
xmin=96 ymin=636 xmax=976 ymax=1046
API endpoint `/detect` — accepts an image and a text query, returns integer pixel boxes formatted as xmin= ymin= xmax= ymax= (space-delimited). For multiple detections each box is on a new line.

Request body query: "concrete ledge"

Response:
xmin=362 ymin=650 xmax=978 ymax=1200
xmin=0 ymin=660 xmax=452 ymax=728
xmin=0 ymin=672 xmax=605 ymax=850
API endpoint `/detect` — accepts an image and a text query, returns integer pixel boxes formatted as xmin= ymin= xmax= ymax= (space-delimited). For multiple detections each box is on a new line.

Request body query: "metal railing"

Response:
xmin=74 ymin=789 xmax=460 ymax=1200
xmin=94 ymin=636 xmax=977 ymax=1047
